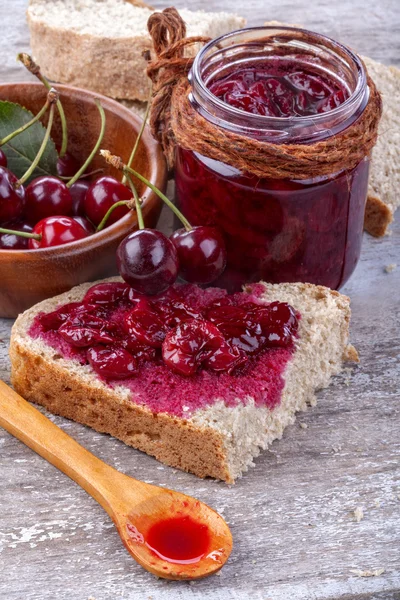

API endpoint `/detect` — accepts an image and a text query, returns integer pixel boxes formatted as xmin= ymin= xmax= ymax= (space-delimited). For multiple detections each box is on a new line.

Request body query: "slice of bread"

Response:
xmin=26 ymin=0 xmax=246 ymax=101
xmin=9 ymin=278 xmax=357 ymax=483
xmin=362 ymin=56 xmax=400 ymax=237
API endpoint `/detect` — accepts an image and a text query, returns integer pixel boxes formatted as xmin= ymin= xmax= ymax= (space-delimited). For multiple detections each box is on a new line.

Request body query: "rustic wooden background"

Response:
xmin=0 ymin=1 xmax=399 ymax=599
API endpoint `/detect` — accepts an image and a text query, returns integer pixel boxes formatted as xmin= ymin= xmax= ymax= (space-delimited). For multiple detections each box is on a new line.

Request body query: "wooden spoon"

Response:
xmin=0 ymin=381 xmax=232 ymax=580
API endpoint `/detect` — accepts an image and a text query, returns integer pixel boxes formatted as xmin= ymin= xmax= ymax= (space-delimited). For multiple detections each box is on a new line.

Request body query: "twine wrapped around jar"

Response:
xmin=146 ymin=7 xmax=382 ymax=180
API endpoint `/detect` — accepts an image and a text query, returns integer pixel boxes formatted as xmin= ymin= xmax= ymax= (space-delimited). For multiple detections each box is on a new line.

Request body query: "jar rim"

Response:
xmin=189 ymin=26 xmax=368 ymax=142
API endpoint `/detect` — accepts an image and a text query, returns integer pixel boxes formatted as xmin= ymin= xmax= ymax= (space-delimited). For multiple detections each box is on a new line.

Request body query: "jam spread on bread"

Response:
xmin=29 ymin=282 xmax=299 ymax=416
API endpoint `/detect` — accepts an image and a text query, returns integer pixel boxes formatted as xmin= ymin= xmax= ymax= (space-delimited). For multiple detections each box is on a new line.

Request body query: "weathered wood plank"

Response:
xmin=0 ymin=1 xmax=399 ymax=599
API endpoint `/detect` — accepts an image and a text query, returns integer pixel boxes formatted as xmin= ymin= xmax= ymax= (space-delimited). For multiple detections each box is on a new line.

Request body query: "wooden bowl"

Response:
xmin=0 ymin=82 xmax=167 ymax=318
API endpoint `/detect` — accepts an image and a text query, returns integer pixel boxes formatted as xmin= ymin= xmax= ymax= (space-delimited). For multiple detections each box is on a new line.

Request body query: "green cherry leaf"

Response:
xmin=0 ymin=101 xmax=58 ymax=182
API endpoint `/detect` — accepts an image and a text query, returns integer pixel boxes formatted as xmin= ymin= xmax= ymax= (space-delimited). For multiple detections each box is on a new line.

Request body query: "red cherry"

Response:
xmin=28 ymin=215 xmax=89 ymax=249
xmin=87 ymin=345 xmax=137 ymax=379
xmin=25 ymin=176 xmax=73 ymax=225
xmin=72 ymin=216 xmax=95 ymax=234
xmin=84 ymin=176 xmax=131 ymax=226
xmin=0 ymin=149 xmax=7 ymax=168
xmin=170 ymin=226 xmax=227 ymax=284
xmin=117 ymin=229 xmax=179 ymax=295
xmin=0 ymin=221 xmax=33 ymax=249
xmin=56 ymin=151 xmax=80 ymax=178
xmin=0 ymin=167 xmax=25 ymax=225
xmin=70 ymin=179 xmax=91 ymax=216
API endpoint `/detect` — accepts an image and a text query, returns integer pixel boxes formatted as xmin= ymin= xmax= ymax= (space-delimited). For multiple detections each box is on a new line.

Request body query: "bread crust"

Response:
xmin=10 ymin=337 xmax=232 ymax=481
xmin=10 ymin=278 xmax=355 ymax=482
xmin=364 ymin=196 xmax=394 ymax=238
xmin=27 ymin=15 xmax=152 ymax=101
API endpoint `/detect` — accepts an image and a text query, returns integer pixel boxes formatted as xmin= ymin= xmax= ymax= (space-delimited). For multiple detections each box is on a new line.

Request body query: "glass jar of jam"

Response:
xmin=174 ymin=27 xmax=370 ymax=291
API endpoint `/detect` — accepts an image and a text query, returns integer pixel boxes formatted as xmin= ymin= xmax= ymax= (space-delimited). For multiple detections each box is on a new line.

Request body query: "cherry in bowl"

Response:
xmin=28 ymin=215 xmax=89 ymax=249
xmin=0 ymin=167 xmax=25 ymax=225
xmin=25 ymin=176 xmax=73 ymax=225
xmin=84 ymin=176 xmax=131 ymax=226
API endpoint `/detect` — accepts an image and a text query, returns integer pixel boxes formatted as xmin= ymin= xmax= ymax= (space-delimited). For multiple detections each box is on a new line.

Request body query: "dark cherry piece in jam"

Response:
xmin=146 ymin=516 xmax=210 ymax=564
xmin=124 ymin=299 xmax=167 ymax=348
xmin=162 ymin=318 xmax=246 ymax=376
xmin=58 ymin=323 xmax=115 ymax=347
xmin=87 ymin=345 xmax=137 ymax=379
xmin=84 ymin=282 xmax=131 ymax=306
xmin=209 ymin=63 xmax=349 ymax=117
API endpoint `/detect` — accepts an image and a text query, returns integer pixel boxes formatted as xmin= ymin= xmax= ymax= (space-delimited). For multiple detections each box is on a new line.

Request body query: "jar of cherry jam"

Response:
xmin=174 ymin=27 xmax=370 ymax=291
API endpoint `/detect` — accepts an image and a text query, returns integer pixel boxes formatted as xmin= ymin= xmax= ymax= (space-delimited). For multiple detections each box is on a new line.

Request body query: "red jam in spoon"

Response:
xmin=145 ymin=516 xmax=211 ymax=564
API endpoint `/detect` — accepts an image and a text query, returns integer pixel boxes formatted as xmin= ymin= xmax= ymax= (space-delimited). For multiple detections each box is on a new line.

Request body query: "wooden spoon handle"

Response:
xmin=0 ymin=380 xmax=124 ymax=514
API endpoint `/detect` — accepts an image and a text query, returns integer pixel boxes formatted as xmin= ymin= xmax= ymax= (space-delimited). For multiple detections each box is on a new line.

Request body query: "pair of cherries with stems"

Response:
xmin=0 ymin=106 xmax=227 ymax=294
xmin=99 ymin=150 xmax=227 ymax=295
xmin=0 ymin=52 xmax=227 ymax=290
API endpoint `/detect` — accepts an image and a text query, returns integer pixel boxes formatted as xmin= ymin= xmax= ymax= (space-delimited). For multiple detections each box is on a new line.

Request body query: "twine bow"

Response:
xmin=147 ymin=7 xmax=382 ymax=179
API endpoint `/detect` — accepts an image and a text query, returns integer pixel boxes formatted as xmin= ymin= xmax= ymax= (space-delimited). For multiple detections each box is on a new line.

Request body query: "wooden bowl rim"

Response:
xmin=0 ymin=81 xmax=167 ymax=258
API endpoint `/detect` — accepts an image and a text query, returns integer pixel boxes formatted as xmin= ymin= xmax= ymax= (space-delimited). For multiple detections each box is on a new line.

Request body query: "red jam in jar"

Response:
xmin=208 ymin=62 xmax=349 ymax=117
xmin=175 ymin=27 xmax=370 ymax=290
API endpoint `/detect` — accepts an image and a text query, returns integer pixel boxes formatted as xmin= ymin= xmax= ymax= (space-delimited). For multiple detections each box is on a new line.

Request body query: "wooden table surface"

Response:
xmin=0 ymin=1 xmax=399 ymax=599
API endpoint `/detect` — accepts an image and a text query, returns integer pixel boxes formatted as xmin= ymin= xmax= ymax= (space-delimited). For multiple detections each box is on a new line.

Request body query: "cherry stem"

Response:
xmin=0 ymin=97 xmax=50 ymax=147
xmin=17 ymin=53 xmax=68 ymax=157
xmin=96 ymin=200 xmax=130 ymax=232
xmin=16 ymin=90 xmax=58 ymax=188
xmin=0 ymin=226 xmax=41 ymax=241
xmin=121 ymin=88 xmax=152 ymax=186
xmin=66 ymin=99 xmax=106 ymax=188
xmin=99 ymin=150 xmax=192 ymax=231
xmin=125 ymin=164 xmax=192 ymax=231
xmin=126 ymin=174 xmax=145 ymax=230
